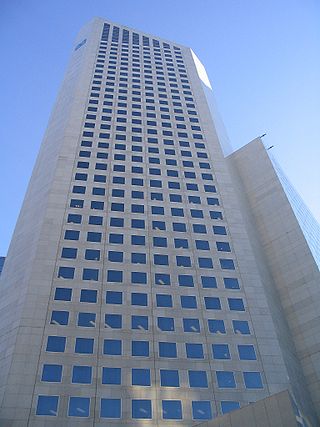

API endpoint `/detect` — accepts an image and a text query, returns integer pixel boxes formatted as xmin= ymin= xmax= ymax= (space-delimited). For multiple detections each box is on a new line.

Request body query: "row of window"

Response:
xmin=69 ymin=202 xmax=223 ymax=220
xmin=54 ymin=288 xmax=245 ymax=310
xmin=95 ymin=64 xmax=187 ymax=75
xmin=76 ymin=152 xmax=209 ymax=165
xmin=51 ymin=311 xmax=249 ymax=335
xmin=41 ymin=364 xmax=260 ymax=389
xmin=51 ymin=308 xmax=249 ymax=335
xmin=71 ymin=189 xmax=220 ymax=202
xmin=47 ymin=335 xmax=256 ymax=359
xmin=36 ymin=395 xmax=241 ymax=418
xmin=64 ymin=223 xmax=227 ymax=237
xmin=57 ymin=258 xmax=235 ymax=280
xmin=62 ymin=239 xmax=230 ymax=254
xmin=46 ymin=336 xmax=256 ymax=361
xmin=67 ymin=204 xmax=219 ymax=216
xmin=56 ymin=273 xmax=237 ymax=288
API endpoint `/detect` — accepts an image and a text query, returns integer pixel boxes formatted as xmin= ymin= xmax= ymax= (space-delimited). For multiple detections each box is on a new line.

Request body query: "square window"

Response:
xmin=104 ymin=339 xmax=122 ymax=355
xmin=91 ymin=200 xmax=104 ymax=210
xmin=208 ymin=319 xmax=226 ymax=334
xmin=109 ymin=233 xmax=123 ymax=244
xmin=89 ymin=215 xmax=103 ymax=225
xmin=70 ymin=199 xmax=83 ymax=208
xmin=102 ymin=367 xmax=121 ymax=385
xmin=80 ymin=289 xmax=97 ymax=303
xmin=131 ymin=314 xmax=148 ymax=330
xmin=82 ymin=268 xmax=99 ymax=281
xmin=192 ymin=401 xmax=212 ymax=420
xmin=224 ymin=277 xmax=240 ymax=289
xmin=183 ymin=318 xmax=200 ymax=332
xmin=105 ymin=313 xmax=122 ymax=329
xmin=107 ymin=270 xmax=123 ymax=283
xmin=216 ymin=371 xmax=236 ymax=388
xmin=176 ymin=255 xmax=191 ymax=267
xmin=41 ymin=364 xmax=62 ymax=382
xmin=174 ymin=238 xmax=189 ymax=249
xmin=210 ymin=210 xmax=223 ymax=220
xmin=132 ymin=219 xmax=145 ymax=229
xmin=173 ymin=222 xmax=186 ymax=232
xmin=213 ymin=225 xmax=227 ymax=235
xmin=87 ymin=232 xmax=102 ymax=242
xmin=181 ymin=295 xmax=197 ymax=309
xmin=50 ymin=310 xmax=69 ymax=326
xmin=78 ymin=312 xmax=96 ymax=327
xmin=131 ymin=292 xmax=148 ymax=306
xmin=132 ymin=400 xmax=152 ymax=419
xmin=68 ymin=397 xmax=90 ymax=417
xmin=158 ymin=317 xmax=175 ymax=331
xmin=160 ymin=370 xmax=179 ymax=387
xmin=131 ymin=235 xmax=146 ymax=245
xmin=85 ymin=249 xmax=100 ymax=261
xmin=238 ymin=345 xmax=256 ymax=360
xmin=36 ymin=395 xmax=59 ymax=416
xmin=155 ymin=273 xmax=170 ymax=286
xmin=111 ymin=202 xmax=124 ymax=212
xmin=188 ymin=370 xmax=208 ymax=388
xmin=156 ymin=294 xmax=172 ymax=307
xmin=212 ymin=344 xmax=230 ymax=359
xmin=221 ymin=401 xmax=240 ymax=414
xmin=72 ymin=366 xmax=92 ymax=384
xmin=216 ymin=242 xmax=231 ymax=252
xmin=132 ymin=340 xmax=149 ymax=356
xmin=153 ymin=237 xmax=167 ymax=247
xmin=132 ymin=368 xmax=151 ymax=386
xmin=196 ymin=240 xmax=210 ymax=250
xmin=131 ymin=271 xmax=147 ymax=284
xmin=201 ymin=276 xmax=217 ymax=288
xmin=110 ymin=216 xmax=124 ymax=227
xmin=220 ymin=259 xmax=235 ymax=270
xmin=186 ymin=343 xmax=204 ymax=359
xmin=46 ymin=336 xmax=66 ymax=352
xmin=152 ymin=220 xmax=166 ymax=230
xmin=159 ymin=342 xmax=177 ymax=358
xmin=198 ymin=257 xmax=213 ymax=268
xmin=204 ymin=296 xmax=221 ymax=310
xmin=61 ymin=248 xmax=77 ymax=259
xmin=243 ymin=372 xmax=263 ymax=389
xmin=54 ymin=287 xmax=72 ymax=301
xmin=75 ymin=337 xmax=94 ymax=354
xmin=228 ymin=298 xmax=245 ymax=311
xmin=178 ymin=274 xmax=194 ymax=287
xmin=162 ymin=400 xmax=182 ymax=420
xmin=58 ymin=266 xmax=75 ymax=280
xmin=106 ymin=290 xmax=122 ymax=304
xmin=193 ymin=224 xmax=206 ymax=234
xmin=154 ymin=254 xmax=169 ymax=265
xmin=100 ymin=398 xmax=121 ymax=419
xmin=108 ymin=251 xmax=123 ymax=262
xmin=131 ymin=253 xmax=146 ymax=264
xmin=233 ymin=320 xmax=250 ymax=335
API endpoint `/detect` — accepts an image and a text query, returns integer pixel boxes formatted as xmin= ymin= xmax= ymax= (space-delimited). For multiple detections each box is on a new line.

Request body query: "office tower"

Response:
xmin=0 ymin=18 xmax=319 ymax=426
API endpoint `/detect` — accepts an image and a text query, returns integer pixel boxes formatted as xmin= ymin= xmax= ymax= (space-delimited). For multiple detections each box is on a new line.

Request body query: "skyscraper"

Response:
xmin=0 ymin=18 xmax=319 ymax=426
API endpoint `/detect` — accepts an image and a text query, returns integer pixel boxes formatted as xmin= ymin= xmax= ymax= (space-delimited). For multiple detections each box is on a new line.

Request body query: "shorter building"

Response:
xmin=196 ymin=389 xmax=306 ymax=427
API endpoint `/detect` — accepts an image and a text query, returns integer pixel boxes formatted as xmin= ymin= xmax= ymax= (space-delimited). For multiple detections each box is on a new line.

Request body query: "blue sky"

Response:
xmin=1 ymin=0 xmax=319 ymax=255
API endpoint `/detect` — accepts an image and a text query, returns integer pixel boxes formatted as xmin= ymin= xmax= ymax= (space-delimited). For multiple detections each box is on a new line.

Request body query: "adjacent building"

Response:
xmin=0 ymin=18 xmax=319 ymax=426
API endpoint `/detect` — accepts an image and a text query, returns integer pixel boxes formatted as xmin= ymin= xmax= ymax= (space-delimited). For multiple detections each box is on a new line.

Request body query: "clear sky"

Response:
xmin=1 ymin=0 xmax=319 ymax=255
